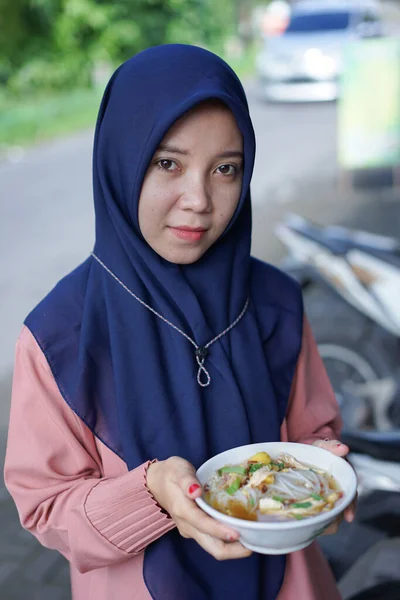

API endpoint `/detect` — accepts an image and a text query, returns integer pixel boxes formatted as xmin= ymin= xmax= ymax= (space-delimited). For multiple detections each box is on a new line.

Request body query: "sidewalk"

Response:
xmin=0 ymin=432 xmax=70 ymax=599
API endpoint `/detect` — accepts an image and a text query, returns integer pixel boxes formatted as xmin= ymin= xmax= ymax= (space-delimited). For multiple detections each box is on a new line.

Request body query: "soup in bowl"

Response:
xmin=195 ymin=442 xmax=357 ymax=555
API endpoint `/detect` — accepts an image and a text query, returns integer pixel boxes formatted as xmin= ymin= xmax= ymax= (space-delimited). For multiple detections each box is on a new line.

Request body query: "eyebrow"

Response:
xmin=156 ymin=144 xmax=243 ymax=160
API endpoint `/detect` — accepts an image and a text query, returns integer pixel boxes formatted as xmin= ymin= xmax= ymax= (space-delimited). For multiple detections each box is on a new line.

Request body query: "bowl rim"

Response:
xmin=195 ymin=442 xmax=358 ymax=530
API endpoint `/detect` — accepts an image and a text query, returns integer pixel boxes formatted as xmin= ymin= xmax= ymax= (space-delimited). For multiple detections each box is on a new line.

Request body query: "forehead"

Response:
xmin=160 ymin=100 xmax=242 ymax=145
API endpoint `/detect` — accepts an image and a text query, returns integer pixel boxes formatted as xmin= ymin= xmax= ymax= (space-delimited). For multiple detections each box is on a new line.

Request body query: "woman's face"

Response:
xmin=138 ymin=101 xmax=244 ymax=264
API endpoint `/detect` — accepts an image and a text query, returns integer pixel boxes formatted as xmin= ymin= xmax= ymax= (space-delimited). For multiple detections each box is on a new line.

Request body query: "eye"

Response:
xmin=216 ymin=164 xmax=238 ymax=176
xmin=156 ymin=159 xmax=179 ymax=172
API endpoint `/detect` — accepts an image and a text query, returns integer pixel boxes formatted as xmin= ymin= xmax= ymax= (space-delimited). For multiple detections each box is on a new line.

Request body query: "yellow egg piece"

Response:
xmin=249 ymin=451 xmax=271 ymax=464
xmin=263 ymin=473 xmax=275 ymax=484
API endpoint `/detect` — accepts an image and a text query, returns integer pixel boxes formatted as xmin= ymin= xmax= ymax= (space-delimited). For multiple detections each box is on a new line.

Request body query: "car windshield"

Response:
xmin=284 ymin=11 xmax=352 ymax=33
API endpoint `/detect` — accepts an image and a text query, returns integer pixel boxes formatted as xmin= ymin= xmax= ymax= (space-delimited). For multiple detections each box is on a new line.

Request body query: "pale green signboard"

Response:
xmin=338 ymin=38 xmax=400 ymax=169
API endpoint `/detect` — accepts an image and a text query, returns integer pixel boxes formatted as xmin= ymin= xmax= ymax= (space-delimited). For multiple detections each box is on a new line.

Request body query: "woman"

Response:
xmin=5 ymin=44 xmax=353 ymax=600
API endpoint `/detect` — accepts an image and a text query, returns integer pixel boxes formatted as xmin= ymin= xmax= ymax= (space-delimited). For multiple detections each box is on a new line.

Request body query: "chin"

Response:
xmin=161 ymin=246 xmax=208 ymax=265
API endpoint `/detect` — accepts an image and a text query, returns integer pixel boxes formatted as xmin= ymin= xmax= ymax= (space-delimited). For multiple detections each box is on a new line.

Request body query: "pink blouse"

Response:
xmin=4 ymin=318 xmax=343 ymax=600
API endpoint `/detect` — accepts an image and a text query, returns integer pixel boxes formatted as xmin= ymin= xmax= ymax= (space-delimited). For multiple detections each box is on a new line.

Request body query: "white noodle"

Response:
xmin=206 ymin=453 xmax=339 ymax=520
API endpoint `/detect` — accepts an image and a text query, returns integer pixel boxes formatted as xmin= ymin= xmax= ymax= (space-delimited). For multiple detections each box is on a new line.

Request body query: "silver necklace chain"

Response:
xmin=91 ymin=252 xmax=249 ymax=387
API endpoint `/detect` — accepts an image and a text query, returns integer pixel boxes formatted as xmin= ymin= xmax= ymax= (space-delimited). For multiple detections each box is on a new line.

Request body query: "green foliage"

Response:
xmin=166 ymin=0 xmax=235 ymax=47
xmin=0 ymin=0 xmax=241 ymax=94
xmin=7 ymin=56 xmax=91 ymax=93
xmin=0 ymin=0 xmax=258 ymax=147
xmin=0 ymin=0 xmax=59 ymax=70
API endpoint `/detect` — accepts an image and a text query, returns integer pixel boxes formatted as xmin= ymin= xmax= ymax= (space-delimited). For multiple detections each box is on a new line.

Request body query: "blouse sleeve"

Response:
xmin=4 ymin=326 xmax=174 ymax=574
xmin=283 ymin=315 xmax=343 ymax=444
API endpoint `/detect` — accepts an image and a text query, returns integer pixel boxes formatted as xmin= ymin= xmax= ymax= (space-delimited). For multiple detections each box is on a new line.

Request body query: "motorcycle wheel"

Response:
xmin=304 ymin=287 xmax=399 ymax=430
xmin=318 ymin=338 xmax=388 ymax=430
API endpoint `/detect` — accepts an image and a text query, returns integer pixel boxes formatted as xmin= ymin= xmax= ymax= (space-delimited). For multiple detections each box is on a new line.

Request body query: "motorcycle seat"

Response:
xmin=286 ymin=215 xmax=400 ymax=267
xmin=327 ymin=227 xmax=400 ymax=268
xmin=341 ymin=429 xmax=400 ymax=462
xmin=359 ymin=246 xmax=400 ymax=269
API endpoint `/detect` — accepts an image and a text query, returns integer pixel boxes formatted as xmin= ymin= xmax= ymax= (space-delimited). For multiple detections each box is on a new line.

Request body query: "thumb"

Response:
xmin=178 ymin=466 xmax=203 ymax=499
xmin=313 ymin=439 xmax=350 ymax=457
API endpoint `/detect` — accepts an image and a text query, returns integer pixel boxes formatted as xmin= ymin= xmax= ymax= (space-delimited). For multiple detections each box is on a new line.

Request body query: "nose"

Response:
xmin=178 ymin=173 xmax=212 ymax=213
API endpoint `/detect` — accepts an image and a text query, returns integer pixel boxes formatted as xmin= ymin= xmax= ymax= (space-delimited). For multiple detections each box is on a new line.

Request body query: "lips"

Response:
xmin=172 ymin=226 xmax=207 ymax=232
xmin=169 ymin=226 xmax=207 ymax=242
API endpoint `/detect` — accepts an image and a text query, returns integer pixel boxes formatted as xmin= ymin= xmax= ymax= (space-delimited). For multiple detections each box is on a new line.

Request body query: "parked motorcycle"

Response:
xmin=276 ymin=214 xmax=400 ymax=431
xmin=319 ymin=429 xmax=400 ymax=599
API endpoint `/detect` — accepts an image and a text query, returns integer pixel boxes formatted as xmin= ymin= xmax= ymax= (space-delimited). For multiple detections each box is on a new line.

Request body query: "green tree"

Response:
xmin=1 ymin=0 xmax=238 ymax=92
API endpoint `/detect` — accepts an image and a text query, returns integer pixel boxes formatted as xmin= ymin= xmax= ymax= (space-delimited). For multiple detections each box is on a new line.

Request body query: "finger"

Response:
xmin=172 ymin=463 xmax=203 ymax=499
xmin=194 ymin=532 xmax=252 ymax=561
xmin=344 ymin=507 xmax=355 ymax=523
xmin=186 ymin=482 xmax=203 ymax=499
xmin=322 ymin=521 xmax=340 ymax=535
xmin=322 ymin=514 xmax=343 ymax=536
xmin=177 ymin=499 xmax=239 ymax=542
xmin=313 ymin=439 xmax=349 ymax=457
xmin=344 ymin=495 xmax=358 ymax=523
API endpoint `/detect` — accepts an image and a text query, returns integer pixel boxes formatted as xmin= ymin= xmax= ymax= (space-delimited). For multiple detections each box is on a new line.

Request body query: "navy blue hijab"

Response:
xmin=26 ymin=45 xmax=303 ymax=599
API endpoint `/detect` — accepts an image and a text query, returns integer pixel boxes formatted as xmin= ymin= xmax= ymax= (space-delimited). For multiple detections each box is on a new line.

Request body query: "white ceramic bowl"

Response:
xmin=196 ymin=442 xmax=357 ymax=555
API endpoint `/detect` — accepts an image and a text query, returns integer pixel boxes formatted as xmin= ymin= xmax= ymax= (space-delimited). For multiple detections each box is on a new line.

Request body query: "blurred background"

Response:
xmin=1 ymin=0 xmax=400 ymax=598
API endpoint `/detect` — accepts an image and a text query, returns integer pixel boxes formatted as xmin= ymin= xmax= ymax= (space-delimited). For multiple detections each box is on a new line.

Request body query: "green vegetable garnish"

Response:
xmin=218 ymin=466 xmax=247 ymax=476
xmin=272 ymin=496 xmax=285 ymax=503
xmin=271 ymin=462 xmax=285 ymax=469
xmin=293 ymin=514 xmax=304 ymax=520
xmin=249 ymin=496 xmax=255 ymax=507
xmin=291 ymin=502 xmax=313 ymax=509
xmin=225 ymin=477 xmax=241 ymax=496
xmin=249 ymin=463 xmax=265 ymax=473
xmin=311 ymin=493 xmax=323 ymax=501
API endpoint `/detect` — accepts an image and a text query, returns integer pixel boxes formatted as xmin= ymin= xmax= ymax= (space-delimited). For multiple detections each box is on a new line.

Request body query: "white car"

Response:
xmin=257 ymin=0 xmax=383 ymax=102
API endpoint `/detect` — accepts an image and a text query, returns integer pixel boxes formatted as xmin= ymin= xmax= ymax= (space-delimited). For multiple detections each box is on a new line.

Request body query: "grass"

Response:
xmin=0 ymin=42 xmax=259 ymax=151
xmin=0 ymin=87 xmax=103 ymax=149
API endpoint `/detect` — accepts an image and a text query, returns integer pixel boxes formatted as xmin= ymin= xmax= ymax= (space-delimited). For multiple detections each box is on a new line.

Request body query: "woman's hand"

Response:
xmin=146 ymin=456 xmax=252 ymax=561
xmin=312 ymin=438 xmax=357 ymax=535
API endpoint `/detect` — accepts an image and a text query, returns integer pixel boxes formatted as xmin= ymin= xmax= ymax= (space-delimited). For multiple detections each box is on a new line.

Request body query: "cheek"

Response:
xmin=138 ymin=186 xmax=172 ymax=235
xmin=138 ymin=196 xmax=150 ymax=236
xmin=214 ymin=185 xmax=241 ymax=229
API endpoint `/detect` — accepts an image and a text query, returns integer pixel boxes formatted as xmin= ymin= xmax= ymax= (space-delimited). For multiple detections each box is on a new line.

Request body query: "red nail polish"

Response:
xmin=337 ymin=443 xmax=342 ymax=447
xmin=188 ymin=484 xmax=201 ymax=495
